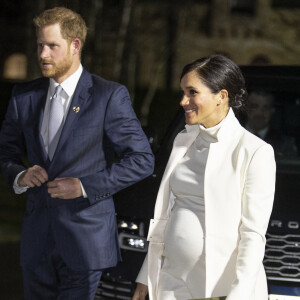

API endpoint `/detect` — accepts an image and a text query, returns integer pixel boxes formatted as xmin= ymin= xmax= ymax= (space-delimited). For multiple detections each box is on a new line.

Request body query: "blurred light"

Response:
xmin=129 ymin=222 xmax=138 ymax=230
xmin=118 ymin=232 xmax=148 ymax=252
xmin=119 ymin=220 xmax=128 ymax=228
xmin=3 ymin=53 xmax=27 ymax=80
xmin=124 ymin=237 xmax=145 ymax=249
xmin=118 ymin=219 xmax=139 ymax=231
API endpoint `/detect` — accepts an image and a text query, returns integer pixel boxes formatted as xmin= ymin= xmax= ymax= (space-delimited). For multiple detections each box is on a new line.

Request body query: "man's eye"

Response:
xmin=49 ymin=44 xmax=57 ymax=49
xmin=190 ymin=89 xmax=197 ymax=95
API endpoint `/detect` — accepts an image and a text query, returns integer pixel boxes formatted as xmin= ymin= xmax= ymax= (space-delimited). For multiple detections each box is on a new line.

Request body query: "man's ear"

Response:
xmin=71 ymin=38 xmax=81 ymax=55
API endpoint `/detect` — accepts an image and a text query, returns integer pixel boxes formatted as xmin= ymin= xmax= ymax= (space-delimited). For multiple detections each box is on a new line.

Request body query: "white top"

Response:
xmin=137 ymin=114 xmax=229 ymax=287
xmin=158 ymin=120 xmax=224 ymax=298
xmin=170 ymin=120 xmax=222 ymax=209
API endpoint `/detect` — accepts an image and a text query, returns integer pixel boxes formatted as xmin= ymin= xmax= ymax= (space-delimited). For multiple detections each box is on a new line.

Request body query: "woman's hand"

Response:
xmin=132 ymin=283 xmax=148 ymax=300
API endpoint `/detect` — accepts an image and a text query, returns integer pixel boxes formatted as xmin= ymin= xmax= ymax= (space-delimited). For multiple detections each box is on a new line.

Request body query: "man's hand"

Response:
xmin=18 ymin=165 xmax=48 ymax=188
xmin=132 ymin=283 xmax=148 ymax=300
xmin=47 ymin=177 xmax=83 ymax=199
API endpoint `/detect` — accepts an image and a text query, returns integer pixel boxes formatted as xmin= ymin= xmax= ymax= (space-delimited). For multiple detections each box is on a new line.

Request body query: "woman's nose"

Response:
xmin=180 ymin=95 xmax=189 ymax=107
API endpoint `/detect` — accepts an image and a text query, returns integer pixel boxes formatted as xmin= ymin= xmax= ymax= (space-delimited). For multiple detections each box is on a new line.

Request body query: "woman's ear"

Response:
xmin=218 ymin=89 xmax=229 ymax=105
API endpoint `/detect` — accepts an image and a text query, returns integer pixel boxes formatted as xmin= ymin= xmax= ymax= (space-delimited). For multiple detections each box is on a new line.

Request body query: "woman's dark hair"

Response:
xmin=180 ymin=54 xmax=247 ymax=111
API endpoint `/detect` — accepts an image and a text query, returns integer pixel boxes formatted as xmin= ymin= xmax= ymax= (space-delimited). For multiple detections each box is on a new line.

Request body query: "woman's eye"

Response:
xmin=190 ymin=89 xmax=197 ymax=95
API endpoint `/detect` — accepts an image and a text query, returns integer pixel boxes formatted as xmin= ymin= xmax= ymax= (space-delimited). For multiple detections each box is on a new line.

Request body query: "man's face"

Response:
xmin=247 ymin=92 xmax=275 ymax=131
xmin=37 ymin=23 xmax=74 ymax=83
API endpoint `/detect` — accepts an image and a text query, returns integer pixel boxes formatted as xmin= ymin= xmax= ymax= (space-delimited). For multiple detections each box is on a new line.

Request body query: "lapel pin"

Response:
xmin=73 ymin=106 xmax=80 ymax=113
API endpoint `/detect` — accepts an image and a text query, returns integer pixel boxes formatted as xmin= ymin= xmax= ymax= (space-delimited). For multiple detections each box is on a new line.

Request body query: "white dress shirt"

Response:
xmin=41 ymin=64 xmax=83 ymax=153
xmin=14 ymin=65 xmax=87 ymax=197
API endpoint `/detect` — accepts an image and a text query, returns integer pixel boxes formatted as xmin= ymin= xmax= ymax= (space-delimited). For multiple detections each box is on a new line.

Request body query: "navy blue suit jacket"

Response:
xmin=0 ymin=69 xmax=154 ymax=271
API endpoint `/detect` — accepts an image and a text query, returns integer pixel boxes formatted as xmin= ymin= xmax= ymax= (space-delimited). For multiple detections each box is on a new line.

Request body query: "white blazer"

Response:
xmin=137 ymin=109 xmax=276 ymax=300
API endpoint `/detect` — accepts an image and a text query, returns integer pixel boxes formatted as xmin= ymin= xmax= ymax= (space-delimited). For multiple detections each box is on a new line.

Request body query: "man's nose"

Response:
xmin=39 ymin=45 xmax=49 ymax=59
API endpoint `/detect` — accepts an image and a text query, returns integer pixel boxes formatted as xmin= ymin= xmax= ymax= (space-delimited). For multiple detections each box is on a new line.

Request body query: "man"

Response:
xmin=246 ymin=90 xmax=298 ymax=158
xmin=0 ymin=7 xmax=154 ymax=300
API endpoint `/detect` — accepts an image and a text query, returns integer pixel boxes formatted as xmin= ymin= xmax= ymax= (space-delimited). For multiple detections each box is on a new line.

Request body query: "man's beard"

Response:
xmin=39 ymin=54 xmax=73 ymax=81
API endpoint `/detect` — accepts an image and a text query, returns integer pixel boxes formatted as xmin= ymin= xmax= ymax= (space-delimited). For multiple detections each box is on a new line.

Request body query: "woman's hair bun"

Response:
xmin=230 ymin=88 xmax=248 ymax=110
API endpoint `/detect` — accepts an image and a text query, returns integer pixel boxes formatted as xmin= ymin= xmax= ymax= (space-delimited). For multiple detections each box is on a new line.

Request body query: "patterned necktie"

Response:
xmin=48 ymin=85 xmax=64 ymax=160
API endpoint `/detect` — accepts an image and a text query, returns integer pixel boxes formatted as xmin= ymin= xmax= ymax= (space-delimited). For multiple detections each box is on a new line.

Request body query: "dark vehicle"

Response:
xmin=95 ymin=66 xmax=300 ymax=300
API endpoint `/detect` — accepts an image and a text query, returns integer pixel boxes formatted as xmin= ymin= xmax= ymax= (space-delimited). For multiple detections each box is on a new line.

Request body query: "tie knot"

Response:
xmin=53 ymin=85 xmax=63 ymax=99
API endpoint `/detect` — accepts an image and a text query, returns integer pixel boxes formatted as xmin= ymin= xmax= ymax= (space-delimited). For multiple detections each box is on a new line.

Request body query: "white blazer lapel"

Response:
xmin=153 ymin=126 xmax=199 ymax=219
xmin=147 ymin=125 xmax=199 ymax=300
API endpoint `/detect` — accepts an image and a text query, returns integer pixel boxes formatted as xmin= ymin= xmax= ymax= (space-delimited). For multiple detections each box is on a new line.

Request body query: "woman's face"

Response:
xmin=180 ymin=70 xmax=227 ymax=128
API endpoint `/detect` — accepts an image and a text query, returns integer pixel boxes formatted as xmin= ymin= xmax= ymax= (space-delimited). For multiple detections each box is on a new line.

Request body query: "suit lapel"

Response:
xmin=50 ymin=69 xmax=93 ymax=162
xmin=30 ymin=78 xmax=49 ymax=163
xmin=163 ymin=129 xmax=198 ymax=181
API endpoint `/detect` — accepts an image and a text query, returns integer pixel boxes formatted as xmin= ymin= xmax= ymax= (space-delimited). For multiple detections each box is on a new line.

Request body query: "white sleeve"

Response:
xmin=13 ymin=171 xmax=29 ymax=194
xmin=136 ymin=254 xmax=148 ymax=286
xmin=80 ymin=180 xmax=88 ymax=198
xmin=226 ymin=144 xmax=276 ymax=300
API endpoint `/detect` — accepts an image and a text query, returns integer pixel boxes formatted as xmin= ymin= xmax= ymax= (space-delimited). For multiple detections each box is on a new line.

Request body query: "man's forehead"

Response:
xmin=37 ymin=23 xmax=62 ymax=36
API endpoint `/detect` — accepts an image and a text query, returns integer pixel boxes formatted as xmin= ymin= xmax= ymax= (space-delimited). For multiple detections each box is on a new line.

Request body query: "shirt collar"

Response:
xmin=198 ymin=114 xmax=224 ymax=143
xmin=215 ymin=108 xmax=242 ymax=142
xmin=185 ymin=108 xmax=242 ymax=142
xmin=49 ymin=64 xmax=83 ymax=98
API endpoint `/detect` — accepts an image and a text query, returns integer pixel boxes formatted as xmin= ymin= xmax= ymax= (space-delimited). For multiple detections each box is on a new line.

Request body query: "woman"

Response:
xmin=133 ymin=55 xmax=276 ymax=300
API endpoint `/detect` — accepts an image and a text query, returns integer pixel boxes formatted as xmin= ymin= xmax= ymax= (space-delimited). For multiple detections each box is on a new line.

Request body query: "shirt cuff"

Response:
xmin=13 ymin=171 xmax=29 ymax=194
xmin=80 ymin=180 xmax=88 ymax=198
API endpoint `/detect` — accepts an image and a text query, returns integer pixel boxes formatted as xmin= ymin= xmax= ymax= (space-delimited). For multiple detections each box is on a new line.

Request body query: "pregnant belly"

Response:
xmin=163 ymin=205 xmax=205 ymax=269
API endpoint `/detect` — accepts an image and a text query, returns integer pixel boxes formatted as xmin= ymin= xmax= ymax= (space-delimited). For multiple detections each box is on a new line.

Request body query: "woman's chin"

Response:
xmin=185 ymin=117 xmax=196 ymax=125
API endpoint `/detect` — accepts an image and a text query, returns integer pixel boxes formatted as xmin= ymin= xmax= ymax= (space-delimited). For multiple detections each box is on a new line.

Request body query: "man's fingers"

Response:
xmin=36 ymin=167 xmax=48 ymax=182
xmin=18 ymin=165 xmax=48 ymax=187
xmin=30 ymin=176 xmax=43 ymax=187
xmin=47 ymin=178 xmax=82 ymax=199
xmin=47 ymin=181 xmax=59 ymax=198
xmin=47 ymin=180 xmax=57 ymax=188
xmin=31 ymin=165 xmax=48 ymax=183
